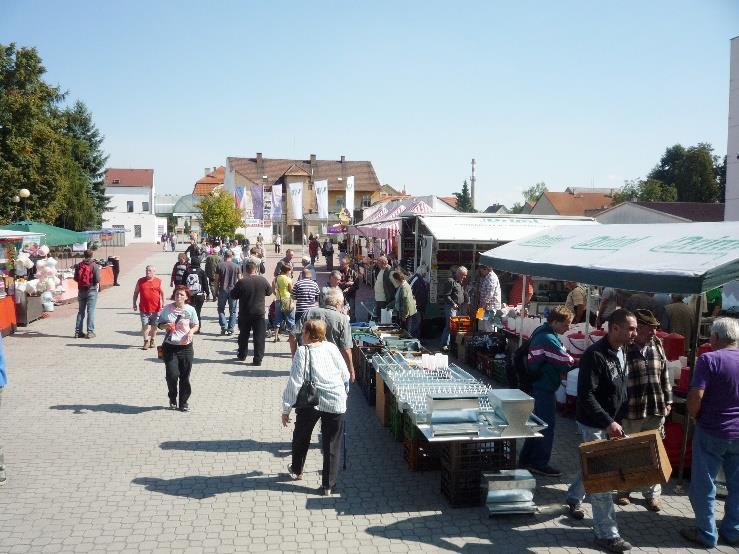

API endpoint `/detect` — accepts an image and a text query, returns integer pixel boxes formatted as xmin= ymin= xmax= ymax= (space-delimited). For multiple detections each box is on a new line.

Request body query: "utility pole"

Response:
xmin=470 ymin=158 xmax=476 ymax=210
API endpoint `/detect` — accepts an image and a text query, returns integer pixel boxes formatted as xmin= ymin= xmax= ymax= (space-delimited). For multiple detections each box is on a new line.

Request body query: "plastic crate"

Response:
xmin=440 ymin=466 xmax=486 ymax=507
xmin=404 ymin=438 xmax=441 ymax=472
xmin=388 ymin=395 xmax=404 ymax=441
xmin=440 ymin=439 xmax=516 ymax=472
xmin=450 ymin=316 xmax=473 ymax=333
xmin=475 ymin=351 xmax=495 ymax=379
xmin=402 ymin=411 xmax=424 ymax=441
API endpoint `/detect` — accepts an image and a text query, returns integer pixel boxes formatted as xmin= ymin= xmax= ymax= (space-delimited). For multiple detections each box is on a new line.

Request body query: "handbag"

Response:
xmin=157 ymin=314 xmax=182 ymax=360
xmin=293 ymin=346 xmax=318 ymax=409
xmin=281 ymin=295 xmax=295 ymax=314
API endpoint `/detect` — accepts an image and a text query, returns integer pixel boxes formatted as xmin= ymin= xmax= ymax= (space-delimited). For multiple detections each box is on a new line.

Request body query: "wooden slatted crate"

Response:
xmin=579 ymin=430 xmax=672 ymax=494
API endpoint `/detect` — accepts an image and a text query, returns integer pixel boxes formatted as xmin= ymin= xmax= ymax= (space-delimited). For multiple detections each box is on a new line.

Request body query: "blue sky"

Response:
xmin=2 ymin=1 xmax=737 ymax=209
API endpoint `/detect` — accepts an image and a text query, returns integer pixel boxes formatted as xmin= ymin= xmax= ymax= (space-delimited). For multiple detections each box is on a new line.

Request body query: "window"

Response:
xmin=142 ymin=201 xmax=149 ymax=212
xmin=113 ymin=225 xmax=125 ymax=230
xmin=335 ymin=197 xmax=345 ymax=209
xmin=127 ymin=201 xmax=134 ymax=213
xmin=360 ymin=195 xmax=371 ymax=208
xmin=112 ymin=179 xmax=120 ymax=184
xmin=134 ymin=225 xmax=142 ymax=238
xmin=157 ymin=225 xmax=165 ymax=236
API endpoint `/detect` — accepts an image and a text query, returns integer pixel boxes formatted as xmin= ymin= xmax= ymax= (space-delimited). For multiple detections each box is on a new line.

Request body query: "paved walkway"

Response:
xmin=0 ymin=245 xmax=732 ymax=553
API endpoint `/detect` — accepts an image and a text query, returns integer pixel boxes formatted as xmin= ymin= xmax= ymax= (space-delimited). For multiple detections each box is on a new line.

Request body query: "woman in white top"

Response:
xmin=157 ymin=285 xmax=199 ymax=411
xmin=281 ymin=319 xmax=350 ymax=496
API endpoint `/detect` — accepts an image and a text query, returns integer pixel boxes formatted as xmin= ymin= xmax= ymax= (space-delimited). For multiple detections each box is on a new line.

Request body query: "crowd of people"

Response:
xmin=14 ymin=235 xmax=737 ymax=550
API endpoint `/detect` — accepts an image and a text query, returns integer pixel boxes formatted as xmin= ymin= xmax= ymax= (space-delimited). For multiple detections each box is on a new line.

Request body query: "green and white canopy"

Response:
xmin=479 ymin=221 xmax=739 ymax=294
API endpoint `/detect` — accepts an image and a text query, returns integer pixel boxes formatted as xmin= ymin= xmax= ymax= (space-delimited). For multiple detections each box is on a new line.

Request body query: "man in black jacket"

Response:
xmin=440 ymin=266 xmax=468 ymax=353
xmin=565 ymin=308 xmax=638 ymax=553
xmin=230 ymin=260 xmax=272 ymax=366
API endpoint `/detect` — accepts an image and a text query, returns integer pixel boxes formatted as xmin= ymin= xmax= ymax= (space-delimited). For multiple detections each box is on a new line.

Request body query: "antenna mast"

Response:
xmin=470 ymin=158 xmax=476 ymax=210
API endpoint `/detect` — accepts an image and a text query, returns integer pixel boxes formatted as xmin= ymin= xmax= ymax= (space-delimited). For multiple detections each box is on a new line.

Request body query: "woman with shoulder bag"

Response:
xmin=157 ymin=285 xmax=199 ymax=411
xmin=273 ymin=263 xmax=295 ymax=343
xmin=281 ymin=319 xmax=350 ymax=496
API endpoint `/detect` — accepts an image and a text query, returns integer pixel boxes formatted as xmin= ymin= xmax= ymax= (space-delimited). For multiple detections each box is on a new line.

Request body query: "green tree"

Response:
xmin=454 ymin=180 xmax=476 ymax=212
xmin=198 ymin=190 xmax=242 ymax=238
xmin=54 ymin=159 xmax=97 ymax=230
xmin=716 ymin=154 xmax=727 ymax=203
xmin=611 ymin=178 xmax=677 ymax=204
xmin=647 ymin=143 xmax=722 ymax=202
xmin=62 ymin=100 xmax=109 ymax=225
xmin=511 ymin=182 xmax=547 ymax=213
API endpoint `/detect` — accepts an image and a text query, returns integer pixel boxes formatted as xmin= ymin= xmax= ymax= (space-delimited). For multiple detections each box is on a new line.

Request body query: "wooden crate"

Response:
xmin=579 ymin=430 xmax=672 ymax=494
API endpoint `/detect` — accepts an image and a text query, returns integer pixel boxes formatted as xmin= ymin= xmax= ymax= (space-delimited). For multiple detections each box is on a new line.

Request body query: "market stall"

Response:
xmin=478 ymin=221 xmax=739 ymax=480
xmin=0 ymin=229 xmax=45 ymax=335
xmin=352 ymin=322 xmax=546 ymax=511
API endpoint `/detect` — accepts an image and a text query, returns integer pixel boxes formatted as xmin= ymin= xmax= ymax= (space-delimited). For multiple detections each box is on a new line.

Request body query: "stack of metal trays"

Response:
xmin=483 ymin=469 xmax=537 ymax=515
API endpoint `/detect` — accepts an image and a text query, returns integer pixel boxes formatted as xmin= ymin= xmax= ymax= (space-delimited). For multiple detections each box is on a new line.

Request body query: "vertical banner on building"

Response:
xmin=345 ymin=176 xmax=355 ymax=215
xmin=271 ymin=184 xmax=283 ymax=218
xmin=233 ymin=187 xmax=244 ymax=211
xmin=251 ymin=184 xmax=264 ymax=222
xmin=315 ymin=179 xmax=328 ymax=219
xmin=288 ymin=182 xmax=303 ymax=220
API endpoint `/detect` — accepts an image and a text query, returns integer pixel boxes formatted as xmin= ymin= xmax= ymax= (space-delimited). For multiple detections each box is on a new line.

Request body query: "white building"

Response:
xmin=726 ymin=35 xmax=739 ymax=221
xmin=103 ymin=169 xmax=167 ymax=243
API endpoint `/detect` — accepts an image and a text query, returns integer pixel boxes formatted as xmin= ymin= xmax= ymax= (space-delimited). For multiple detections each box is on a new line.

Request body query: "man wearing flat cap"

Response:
xmin=616 ymin=308 xmax=672 ymax=512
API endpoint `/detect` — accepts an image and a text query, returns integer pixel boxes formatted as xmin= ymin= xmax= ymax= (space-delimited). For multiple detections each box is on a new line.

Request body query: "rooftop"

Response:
xmin=193 ymin=166 xmax=226 ymax=195
xmin=105 ymin=169 xmax=154 ymax=188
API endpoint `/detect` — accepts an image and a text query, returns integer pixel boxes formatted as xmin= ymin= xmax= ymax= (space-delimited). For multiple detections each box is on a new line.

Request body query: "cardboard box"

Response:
xmin=579 ymin=430 xmax=672 ymax=494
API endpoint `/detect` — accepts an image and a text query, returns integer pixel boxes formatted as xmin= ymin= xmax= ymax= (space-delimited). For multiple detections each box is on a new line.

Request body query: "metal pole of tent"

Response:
xmin=413 ymin=217 xmax=419 ymax=273
xmin=677 ymin=295 xmax=704 ymax=487
xmin=584 ymin=284 xmax=591 ymax=336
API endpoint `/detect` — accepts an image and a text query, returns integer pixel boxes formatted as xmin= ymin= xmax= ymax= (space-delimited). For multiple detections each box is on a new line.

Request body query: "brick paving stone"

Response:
xmin=0 ymin=242 xmax=731 ymax=553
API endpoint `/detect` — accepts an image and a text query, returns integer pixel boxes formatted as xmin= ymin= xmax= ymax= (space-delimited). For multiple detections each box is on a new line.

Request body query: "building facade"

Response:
xmin=224 ymin=153 xmax=381 ymax=242
xmin=726 ymin=35 xmax=739 ymax=221
xmin=103 ymin=169 xmax=167 ymax=243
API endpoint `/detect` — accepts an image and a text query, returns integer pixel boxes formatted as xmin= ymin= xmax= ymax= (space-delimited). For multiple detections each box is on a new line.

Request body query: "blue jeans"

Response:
xmin=75 ymin=289 xmax=98 ymax=333
xmin=274 ymin=300 xmax=295 ymax=331
xmin=217 ymin=289 xmax=237 ymax=331
xmin=689 ymin=425 xmax=739 ymax=547
xmin=440 ymin=306 xmax=457 ymax=348
xmin=518 ymin=388 xmax=556 ymax=470
xmin=566 ymin=423 xmax=619 ymax=540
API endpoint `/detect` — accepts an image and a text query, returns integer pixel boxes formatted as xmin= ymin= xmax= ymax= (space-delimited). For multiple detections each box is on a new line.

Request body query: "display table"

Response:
xmin=0 ymin=295 xmax=17 ymax=336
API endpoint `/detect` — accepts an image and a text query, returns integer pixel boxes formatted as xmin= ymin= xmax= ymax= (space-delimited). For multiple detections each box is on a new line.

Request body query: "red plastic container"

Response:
xmin=675 ymin=367 xmax=691 ymax=393
xmin=698 ymin=342 xmax=713 ymax=357
xmin=663 ymin=332 xmax=685 ymax=361
xmin=663 ymin=421 xmax=691 ymax=468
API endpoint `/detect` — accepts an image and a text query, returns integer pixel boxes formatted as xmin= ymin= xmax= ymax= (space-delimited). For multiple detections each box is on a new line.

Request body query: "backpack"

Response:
xmin=185 ymin=271 xmax=203 ymax=295
xmin=76 ymin=262 xmax=94 ymax=288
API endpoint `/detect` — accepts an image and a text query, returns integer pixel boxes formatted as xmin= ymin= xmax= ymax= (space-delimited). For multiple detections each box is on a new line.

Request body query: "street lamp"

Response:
xmin=18 ymin=188 xmax=30 ymax=219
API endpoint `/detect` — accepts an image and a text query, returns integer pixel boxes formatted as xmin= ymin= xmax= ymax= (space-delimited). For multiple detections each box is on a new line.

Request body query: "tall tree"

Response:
xmin=647 ymin=143 xmax=722 ymax=203
xmin=454 ymin=180 xmax=476 ymax=212
xmin=62 ymin=100 xmax=109 ymax=225
xmin=54 ymin=159 xmax=97 ymax=231
xmin=198 ymin=190 xmax=243 ymax=238
xmin=611 ymin=178 xmax=677 ymax=204
xmin=511 ymin=182 xmax=547 ymax=213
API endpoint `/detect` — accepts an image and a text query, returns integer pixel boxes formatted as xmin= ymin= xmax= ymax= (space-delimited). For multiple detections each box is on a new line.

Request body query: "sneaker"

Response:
xmin=566 ymin=501 xmax=585 ymax=520
xmin=180 ymin=404 xmax=190 ymax=412
xmin=319 ymin=486 xmax=332 ymax=496
xmin=86 ymin=331 xmax=96 ymax=339
xmin=142 ymin=341 xmax=150 ymax=350
xmin=526 ymin=465 xmax=562 ymax=477
xmin=236 ymin=353 xmax=246 ymax=361
xmin=680 ymin=527 xmax=714 ymax=548
xmin=252 ymin=360 xmax=262 ymax=366
xmin=74 ymin=330 xmax=82 ymax=338
xmin=615 ymin=493 xmax=631 ymax=506
xmin=594 ymin=537 xmax=632 ymax=552
xmin=287 ymin=464 xmax=303 ymax=480
xmin=645 ymin=498 xmax=661 ymax=512
xmin=719 ymin=531 xmax=739 ymax=547
xmin=221 ymin=329 xmax=227 ymax=336
xmin=169 ymin=403 xmax=177 ymax=410
xmin=226 ymin=330 xmax=233 ymax=336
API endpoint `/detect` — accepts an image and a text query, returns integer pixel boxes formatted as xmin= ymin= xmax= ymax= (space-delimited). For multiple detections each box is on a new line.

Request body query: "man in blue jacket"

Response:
xmin=565 ymin=308 xmax=638 ymax=553
xmin=518 ymin=305 xmax=574 ymax=477
xmin=0 ymin=333 xmax=7 ymax=486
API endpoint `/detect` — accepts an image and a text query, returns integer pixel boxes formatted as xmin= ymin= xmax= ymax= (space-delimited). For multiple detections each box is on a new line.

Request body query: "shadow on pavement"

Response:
xmin=65 ymin=343 xmax=139 ymax=349
xmin=11 ymin=331 xmax=74 ymax=339
xmin=160 ymin=439 xmax=291 ymax=456
xmin=132 ymin=471 xmax=316 ymax=499
xmin=50 ymin=403 xmax=167 ymax=414
xmin=223 ymin=369 xmax=290 ymax=378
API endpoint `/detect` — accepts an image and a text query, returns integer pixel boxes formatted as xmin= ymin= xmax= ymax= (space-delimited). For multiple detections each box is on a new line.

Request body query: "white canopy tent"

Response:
xmin=479 ymin=221 xmax=739 ymax=295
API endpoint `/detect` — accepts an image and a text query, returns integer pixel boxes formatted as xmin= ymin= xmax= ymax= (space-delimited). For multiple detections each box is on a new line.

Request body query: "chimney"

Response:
xmin=309 ymin=154 xmax=317 ymax=180
xmin=204 ymin=168 xmax=210 ymax=176
xmin=212 ymin=167 xmax=216 ymax=173
xmin=340 ymin=155 xmax=345 ymax=163
xmin=256 ymin=152 xmax=263 ymax=179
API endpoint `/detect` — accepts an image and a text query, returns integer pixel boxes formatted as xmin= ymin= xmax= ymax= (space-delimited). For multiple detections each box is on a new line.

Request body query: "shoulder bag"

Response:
xmin=157 ymin=314 xmax=182 ymax=360
xmin=293 ymin=346 xmax=319 ymax=409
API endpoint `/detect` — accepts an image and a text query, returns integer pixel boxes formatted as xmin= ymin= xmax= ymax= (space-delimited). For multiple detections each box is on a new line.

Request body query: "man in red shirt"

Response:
xmin=133 ymin=265 xmax=165 ymax=350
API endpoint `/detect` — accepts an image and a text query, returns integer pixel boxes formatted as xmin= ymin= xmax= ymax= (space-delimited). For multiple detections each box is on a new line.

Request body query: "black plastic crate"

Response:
xmin=440 ymin=466 xmax=486 ymax=507
xmin=440 ymin=439 xmax=516 ymax=472
xmin=404 ymin=438 xmax=441 ymax=472
xmin=402 ymin=411 xmax=424 ymax=441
